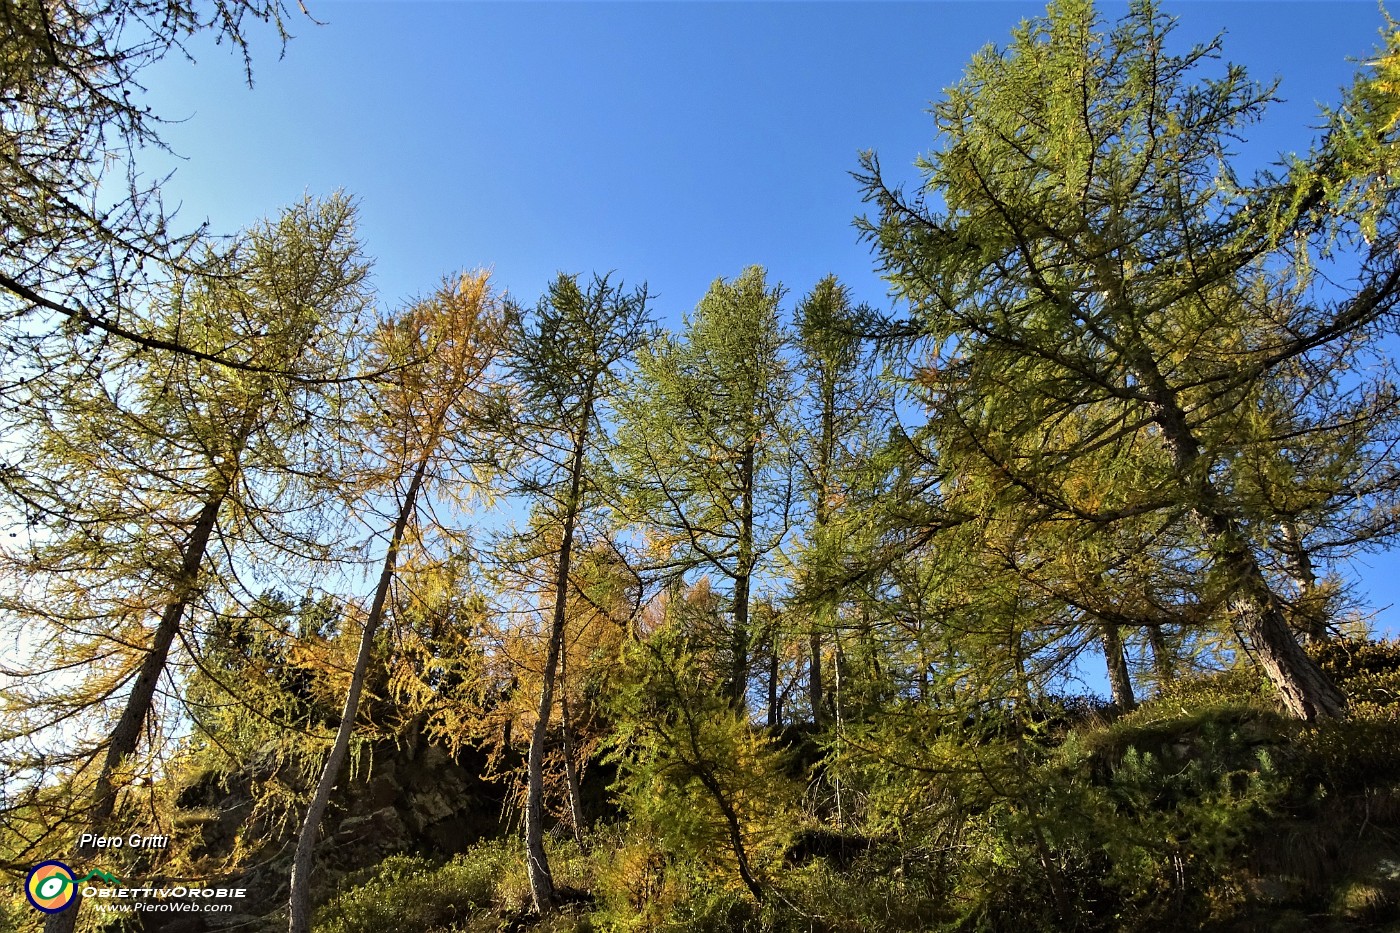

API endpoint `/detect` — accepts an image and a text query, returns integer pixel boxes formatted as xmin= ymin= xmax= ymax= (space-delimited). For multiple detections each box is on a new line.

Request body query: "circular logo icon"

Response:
xmin=25 ymin=861 xmax=77 ymax=913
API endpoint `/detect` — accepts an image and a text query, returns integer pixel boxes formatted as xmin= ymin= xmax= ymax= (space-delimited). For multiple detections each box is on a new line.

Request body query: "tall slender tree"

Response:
xmin=614 ymin=267 xmax=794 ymax=709
xmin=791 ymin=276 xmax=887 ymax=724
xmin=497 ymin=273 xmax=651 ymax=914
xmin=287 ymin=272 xmax=504 ymax=933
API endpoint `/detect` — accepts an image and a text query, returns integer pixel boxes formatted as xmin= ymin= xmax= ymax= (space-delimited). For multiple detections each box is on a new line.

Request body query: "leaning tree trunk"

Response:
xmin=673 ymin=687 xmax=766 ymax=905
xmin=46 ymin=493 xmax=225 ymax=933
xmin=1138 ymin=361 xmax=1345 ymax=720
xmin=288 ymin=456 xmax=429 ymax=933
xmin=695 ymin=767 xmax=766 ymax=905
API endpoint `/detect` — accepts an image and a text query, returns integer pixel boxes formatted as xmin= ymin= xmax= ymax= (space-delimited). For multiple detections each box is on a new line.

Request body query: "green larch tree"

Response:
xmin=791 ymin=275 xmax=888 ymax=724
xmin=495 ymin=273 xmax=651 ymax=914
xmin=606 ymin=582 xmax=799 ymax=908
xmin=857 ymin=0 xmax=1400 ymax=720
xmin=613 ymin=266 xmax=795 ymax=710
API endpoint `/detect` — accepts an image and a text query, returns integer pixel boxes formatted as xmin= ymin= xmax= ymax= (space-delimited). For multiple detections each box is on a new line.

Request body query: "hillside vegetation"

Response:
xmin=4 ymin=1 xmax=1400 ymax=931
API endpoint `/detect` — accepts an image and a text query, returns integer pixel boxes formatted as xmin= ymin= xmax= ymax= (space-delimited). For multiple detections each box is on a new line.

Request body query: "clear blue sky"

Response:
xmin=137 ymin=0 xmax=1400 ymax=637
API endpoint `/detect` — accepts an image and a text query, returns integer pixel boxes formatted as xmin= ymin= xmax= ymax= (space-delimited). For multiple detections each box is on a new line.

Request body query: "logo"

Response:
xmin=24 ymin=862 xmax=123 ymax=913
xmin=25 ymin=861 xmax=76 ymax=913
xmin=82 ymin=869 xmax=122 ymax=885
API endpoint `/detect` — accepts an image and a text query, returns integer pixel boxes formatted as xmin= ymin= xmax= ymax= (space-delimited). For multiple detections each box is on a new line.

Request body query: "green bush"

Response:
xmin=934 ymin=671 xmax=1306 ymax=931
xmin=315 ymin=844 xmax=521 ymax=933
xmin=780 ymin=855 xmax=955 ymax=933
xmin=1311 ymin=637 xmax=1400 ymax=719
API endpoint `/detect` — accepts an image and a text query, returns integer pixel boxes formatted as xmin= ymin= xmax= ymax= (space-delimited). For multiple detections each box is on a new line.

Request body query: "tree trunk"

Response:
xmin=695 ymin=767 xmax=766 ymax=905
xmin=1224 ymin=568 xmax=1345 ymax=719
xmin=728 ymin=444 xmax=756 ymax=709
xmin=832 ymin=631 xmax=847 ymax=828
xmin=1136 ymin=360 xmax=1345 ymax=720
xmin=809 ymin=385 xmax=835 ymax=726
xmin=559 ymin=650 xmax=588 ymax=849
xmin=729 ymin=573 xmax=751 ymax=709
xmin=1188 ymin=486 xmax=1343 ymax=720
xmin=47 ymin=493 xmax=224 ymax=933
xmin=766 ymin=625 xmax=782 ymax=729
xmin=1147 ymin=624 xmax=1176 ymax=685
xmin=1100 ymin=622 xmax=1137 ymax=711
xmin=525 ymin=389 xmax=594 ymax=914
xmin=1279 ymin=520 xmax=1328 ymax=642
xmin=288 ymin=456 xmax=429 ymax=933
xmin=809 ymin=628 xmax=825 ymax=726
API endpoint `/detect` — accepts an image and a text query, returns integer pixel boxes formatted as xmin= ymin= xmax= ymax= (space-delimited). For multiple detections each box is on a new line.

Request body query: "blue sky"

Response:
xmin=137 ymin=0 xmax=1400 ymax=638
xmin=142 ymin=2 xmax=1392 ymax=311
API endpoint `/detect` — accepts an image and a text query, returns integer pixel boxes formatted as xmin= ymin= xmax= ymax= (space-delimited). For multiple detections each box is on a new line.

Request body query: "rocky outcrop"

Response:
xmin=145 ymin=735 xmax=513 ymax=932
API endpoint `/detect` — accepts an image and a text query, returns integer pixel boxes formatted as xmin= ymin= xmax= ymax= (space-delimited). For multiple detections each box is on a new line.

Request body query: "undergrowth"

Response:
xmin=300 ymin=640 xmax=1400 ymax=932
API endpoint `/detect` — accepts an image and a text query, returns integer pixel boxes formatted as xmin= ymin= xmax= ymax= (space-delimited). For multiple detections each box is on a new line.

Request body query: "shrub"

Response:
xmin=1310 ymin=637 xmax=1400 ymax=719
xmin=315 ymin=843 xmax=521 ymax=933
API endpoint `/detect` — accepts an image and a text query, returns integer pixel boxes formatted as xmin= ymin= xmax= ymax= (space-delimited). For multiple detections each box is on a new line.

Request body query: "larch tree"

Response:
xmin=0 ymin=196 xmax=370 ymax=933
xmin=791 ymin=275 xmax=887 ymax=724
xmin=496 ymin=273 xmax=651 ymax=914
xmin=288 ymin=271 xmax=505 ymax=933
xmin=604 ymin=578 xmax=800 ymax=908
xmin=613 ymin=267 xmax=795 ymax=710
xmin=857 ymin=0 xmax=1400 ymax=720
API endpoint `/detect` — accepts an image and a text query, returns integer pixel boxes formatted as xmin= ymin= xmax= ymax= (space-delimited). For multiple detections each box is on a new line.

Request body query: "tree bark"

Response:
xmin=560 ymin=680 xmax=588 ymax=849
xmin=525 ymin=388 xmax=594 ymax=914
xmin=1100 ymin=622 xmax=1137 ymax=711
xmin=288 ymin=455 xmax=429 ymax=933
xmin=1136 ymin=360 xmax=1345 ymax=720
xmin=832 ymin=632 xmax=847 ymax=828
xmin=47 ymin=493 xmax=225 ymax=933
xmin=1147 ymin=624 xmax=1176 ymax=685
xmin=766 ymin=625 xmax=782 ymax=729
xmin=727 ymin=443 xmax=756 ymax=709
